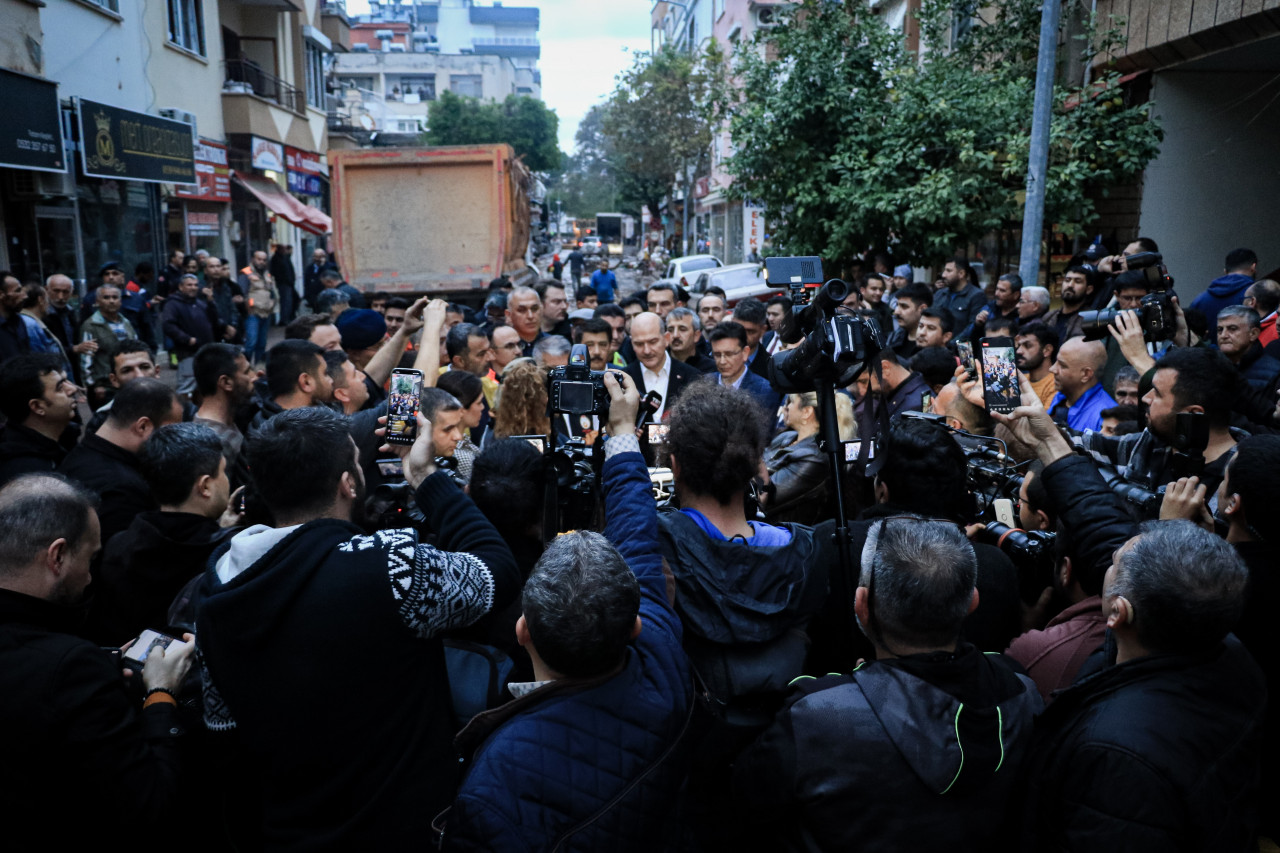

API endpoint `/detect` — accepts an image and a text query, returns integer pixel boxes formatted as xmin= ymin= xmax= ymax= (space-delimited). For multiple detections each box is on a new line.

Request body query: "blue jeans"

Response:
xmin=244 ymin=314 xmax=268 ymax=364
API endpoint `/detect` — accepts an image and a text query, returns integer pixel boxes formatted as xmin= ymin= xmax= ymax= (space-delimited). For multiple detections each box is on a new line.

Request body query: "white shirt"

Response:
xmin=641 ymin=352 xmax=673 ymax=420
xmin=718 ymin=365 xmax=748 ymax=390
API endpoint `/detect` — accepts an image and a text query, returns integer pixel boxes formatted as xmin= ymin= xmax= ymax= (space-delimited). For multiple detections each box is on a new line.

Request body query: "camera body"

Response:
xmin=548 ymin=344 xmax=610 ymax=417
xmin=1081 ymin=251 xmax=1177 ymax=344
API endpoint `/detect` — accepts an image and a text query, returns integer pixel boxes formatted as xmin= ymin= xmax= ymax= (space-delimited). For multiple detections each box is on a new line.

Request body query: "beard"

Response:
xmin=1061 ymin=288 xmax=1088 ymax=307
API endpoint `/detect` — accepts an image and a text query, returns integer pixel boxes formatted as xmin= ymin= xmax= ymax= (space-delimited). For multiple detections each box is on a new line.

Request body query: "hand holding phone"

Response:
xmin=386 ymin=369 xmax=424 ymax=445
xmin=980 ymin=337 xmax=1020 ymax=415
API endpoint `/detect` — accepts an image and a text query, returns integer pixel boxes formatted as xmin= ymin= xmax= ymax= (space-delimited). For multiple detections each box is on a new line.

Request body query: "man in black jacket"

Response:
xmin=197 ymin=406 xmax=520 ymax=848
xmin=86 ymin=423 xmax=238 ymax=645
xmin=162 ymin=274 xmax=219 ymax=396
xmin=0 ymin=353 xmax=78 ymax=487
xmin=269 ymin=244 xmax=297 ymax=324
xmin=734 ymin=515 xmax=1041 ymax=852
xmin=0 ymin=473 xmax=195 ymax=846
xmin=59 ymin=378 xmax=183 ymax=545
xmin=993 ymin=375 xmax=1265 ymax=851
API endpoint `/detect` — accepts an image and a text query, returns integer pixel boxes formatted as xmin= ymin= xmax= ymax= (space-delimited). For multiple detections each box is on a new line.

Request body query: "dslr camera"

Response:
xmin=1081 ymin=251 xmax=1177 ymax=344
xmin=548 ymin=343 xmax=609 ymax=416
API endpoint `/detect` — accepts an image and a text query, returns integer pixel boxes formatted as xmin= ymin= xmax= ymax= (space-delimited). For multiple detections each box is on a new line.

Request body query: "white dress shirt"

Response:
xmin=641 ymin=352 xmax=673 ymax=420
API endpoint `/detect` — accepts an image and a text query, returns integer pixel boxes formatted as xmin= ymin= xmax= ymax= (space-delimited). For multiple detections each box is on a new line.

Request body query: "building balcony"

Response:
xmin=470 ymin=37 xmax=540 ymax=58
xmin=223 ymin=59 xmax=306 ymax=113
xmin=322 ymin=0 xmax=353 ymax=51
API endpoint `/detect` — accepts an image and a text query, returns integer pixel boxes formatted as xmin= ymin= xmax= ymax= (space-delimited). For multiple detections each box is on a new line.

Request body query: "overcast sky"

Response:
xmin=344 ymin=0 xmax=655 ymax=154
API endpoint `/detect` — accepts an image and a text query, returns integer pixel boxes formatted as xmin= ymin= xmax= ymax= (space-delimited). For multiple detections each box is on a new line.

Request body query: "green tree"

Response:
xmin=422 ymin=91 xmax=561 ymax=172
xmin=548 ymin=103 xmax=626 ymax=218
xmin=602 ymin=44 xmax=728 ymax=225
xmin=724 ymin=0 xmax=1163 ymax=265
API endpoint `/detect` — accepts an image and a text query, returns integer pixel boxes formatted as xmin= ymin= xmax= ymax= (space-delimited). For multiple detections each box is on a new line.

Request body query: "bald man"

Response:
xmin=621 ymin=312 xmax=704 ymax=422
xmin=932 ymin=381 xmax=993 ymax=437
xmin=1048 ymin=338 xmax=1116 ymax=432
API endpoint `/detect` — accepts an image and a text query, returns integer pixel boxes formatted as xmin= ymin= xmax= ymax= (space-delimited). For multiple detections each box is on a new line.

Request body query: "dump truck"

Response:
xmin=329 ymin=144 xmax=536 ymax=299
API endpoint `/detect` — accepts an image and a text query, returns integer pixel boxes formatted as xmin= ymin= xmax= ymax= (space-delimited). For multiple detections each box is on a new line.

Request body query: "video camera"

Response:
xmin=1081 ymin=251 xmax=1177 ymax=344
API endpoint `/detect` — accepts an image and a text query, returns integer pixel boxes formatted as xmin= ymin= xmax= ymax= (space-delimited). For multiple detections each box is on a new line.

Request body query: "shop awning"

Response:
xmin=233 ymin=170 xmax=332 ymax=235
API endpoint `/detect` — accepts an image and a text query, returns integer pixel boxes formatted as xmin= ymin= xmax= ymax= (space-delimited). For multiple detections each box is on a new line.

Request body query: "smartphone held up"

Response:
xmin=386 ymin=368 xmax=424 ymax=445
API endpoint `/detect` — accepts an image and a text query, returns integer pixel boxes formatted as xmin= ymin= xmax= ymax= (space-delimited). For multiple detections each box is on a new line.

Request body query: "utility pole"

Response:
xmin=1018 ymin=0 xmax=1062 ymax=285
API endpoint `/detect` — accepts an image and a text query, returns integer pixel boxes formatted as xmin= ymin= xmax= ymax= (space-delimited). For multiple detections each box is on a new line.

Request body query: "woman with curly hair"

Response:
xmin=492 ymin=358 xmax=550 ymax=441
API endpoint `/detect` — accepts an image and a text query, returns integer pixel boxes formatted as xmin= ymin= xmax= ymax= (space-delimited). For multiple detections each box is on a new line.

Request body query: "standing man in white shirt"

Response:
xmin=622 ymin=312 xmax=702 ymax=423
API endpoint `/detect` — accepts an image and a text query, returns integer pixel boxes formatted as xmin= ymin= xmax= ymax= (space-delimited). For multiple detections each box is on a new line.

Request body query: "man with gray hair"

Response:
xmin=441 ymin=370 xmax=695 ymax=850
xmin=734 ymin=514 xmax=1041 ymax=850
xmin=1017 ymin=285 xmax=1051 ymax=324
xmin=0 ymin=473 xmax=196 ymax=846
xmin=1215 ymin=304 xmax=1280 ymax=392
xmin=668 ymin=306 xmax=714 ymax=373
xmin=531 ymin=333 xmax=571 ymax=370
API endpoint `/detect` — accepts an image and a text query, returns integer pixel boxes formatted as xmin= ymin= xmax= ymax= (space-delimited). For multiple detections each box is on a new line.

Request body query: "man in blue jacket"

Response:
xmin=1191 ymin=247 xmax=1258 ymax=340
xmin=442 ymin=370 xmax=695 ymax=852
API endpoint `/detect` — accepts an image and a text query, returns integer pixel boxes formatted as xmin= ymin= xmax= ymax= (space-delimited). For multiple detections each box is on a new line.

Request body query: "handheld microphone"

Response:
xmin=636 ymin=390 xmax=663 ymax=427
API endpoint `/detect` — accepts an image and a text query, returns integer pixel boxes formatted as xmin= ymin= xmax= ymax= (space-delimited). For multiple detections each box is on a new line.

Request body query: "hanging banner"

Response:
xmin=285 ymin=146 xmax=324 ymax=196
xmin=76 ymin=98 xmax=195 ymax=183
xmin=0 ymin=69 xmax=65 ymax=173
xmin=175 ymin=139 xmax=231 ymax=201
xmin=744 ymin=205 xmax=765 ymax=258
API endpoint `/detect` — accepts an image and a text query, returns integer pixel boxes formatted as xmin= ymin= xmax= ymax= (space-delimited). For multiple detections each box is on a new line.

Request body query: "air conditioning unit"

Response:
xmin=10 ymin=168 xmax=75 ymax=198
xmin=159 ymin=108 xmax=198 ymax=140
xmin=352 ymin=43 xmax=371 ymax=52
xmin=757 ymin=6 xmax=778 ymax=26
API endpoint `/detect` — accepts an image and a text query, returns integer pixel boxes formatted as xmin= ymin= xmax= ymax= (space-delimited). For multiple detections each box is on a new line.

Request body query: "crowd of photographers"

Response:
xmin=0 ymin=239 xmax=1275 ymax=851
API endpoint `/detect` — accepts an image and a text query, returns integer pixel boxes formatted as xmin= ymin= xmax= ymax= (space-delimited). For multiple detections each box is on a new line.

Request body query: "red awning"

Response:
xmin=233 ymin=170 xmax=332 ymax=235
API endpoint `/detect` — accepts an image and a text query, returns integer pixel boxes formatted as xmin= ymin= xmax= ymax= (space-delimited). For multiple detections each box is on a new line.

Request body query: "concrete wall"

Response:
xmin=43 ymin=0 xmax=149 ymax=110
xmin=0 ymin=0 xmax=44 ymax=76
xmin=1139 ymin=69 xmax=1280 ymax=299
xmin=147 ymin=0 xmax=227 ymax=142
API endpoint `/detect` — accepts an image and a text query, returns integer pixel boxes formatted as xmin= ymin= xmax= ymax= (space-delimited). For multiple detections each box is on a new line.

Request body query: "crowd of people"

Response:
xmin=0 ymin=236 xmax=1276 ymax=851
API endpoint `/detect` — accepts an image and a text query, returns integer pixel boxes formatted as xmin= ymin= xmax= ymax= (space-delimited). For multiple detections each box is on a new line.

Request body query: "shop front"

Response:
xmin=171 ymin=138 xmax=232 ymax=259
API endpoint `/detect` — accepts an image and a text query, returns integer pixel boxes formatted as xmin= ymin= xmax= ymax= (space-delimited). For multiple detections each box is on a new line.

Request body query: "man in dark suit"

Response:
xmin=622 ymin=312 xmax=704 ymax=424
xmin=709 ymin=321 xmax=781 ymax=414
xmin=303 ymin=248 xmax=336 ymax=309
xmin=732 ymin=297 xmax=777 ymax=379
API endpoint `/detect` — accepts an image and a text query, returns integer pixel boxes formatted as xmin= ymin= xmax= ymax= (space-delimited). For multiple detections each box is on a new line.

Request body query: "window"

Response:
xmin=304 ymin=42 xmax=326 ymax=108
xmin=400 ymin=75 xmax=435 ymax=101
xmin=83 ymin=0 xmax=121 ymax=14
xmin=450 ymin=75 xmax=483 ymax=98
xmin=168 ymin=0 xmax=205 ymax=54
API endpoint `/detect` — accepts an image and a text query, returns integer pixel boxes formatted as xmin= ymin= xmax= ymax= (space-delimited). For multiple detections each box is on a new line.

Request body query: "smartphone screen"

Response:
xmin=123 ymin=629 xmax=176 ymax=667
xmin=647 ymin=423 xmax=670 ymax=445
xmin=980 ymin=337 xmax=1020 ymax=415
xmin=956 ymin=340 xmax=976 ymax=379
xmin=376 ymin=458 xmax=404 ymax=478
xmin=386 ymin=369 xmax=424 ymax=445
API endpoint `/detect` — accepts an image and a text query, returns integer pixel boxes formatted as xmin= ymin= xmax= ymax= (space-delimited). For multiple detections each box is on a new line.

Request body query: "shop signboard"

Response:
xmin=76 ymin=98 xmax=195 ymax=183
xmin=0 ymin=69 xmax=65 ymax=173
xmin=175 ymin=139 xmax=231 ymax=202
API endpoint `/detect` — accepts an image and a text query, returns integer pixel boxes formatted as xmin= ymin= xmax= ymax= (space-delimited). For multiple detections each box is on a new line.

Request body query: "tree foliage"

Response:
xmin=422 ymin=91 xmax=562 ymax=172
xmin=602 ymin=44 xmax=728 ymax=223
xmin=546 ymin=103 xmax=625 ymax=218
xmin=724 ymin=0 xmax=1164 ymax=265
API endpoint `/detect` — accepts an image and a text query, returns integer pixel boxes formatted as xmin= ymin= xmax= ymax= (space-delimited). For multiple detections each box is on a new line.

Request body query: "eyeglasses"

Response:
xmin=497 ymin=341 xmax=523 ymax=351
xmin=712 ymin=348 xmax=744 ymax=360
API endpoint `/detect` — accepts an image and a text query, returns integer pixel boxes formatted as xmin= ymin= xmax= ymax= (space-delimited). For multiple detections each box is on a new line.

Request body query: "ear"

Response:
xmin=218 ymin=373 xmax=234 ymax=393
xmin=44 ymin=538 xmax=68 ymax=576
xmin=28 ymin=396 xmax=45 ymax=418
xmin=1034 ymin=509 xmax=1052 ymax=531
xmin=339 ymin=469 xmax=357 ymax=501
xmin=515 ymin=614 xmax=532 ymax=648
xmin=1057 ymin=556 xmax=1073 ymax=591
xmin=133 ymin=417 xmax=154 ymax=438
xmin=967 ymin=588 xmax=980 ymax=615
xmin=109 ymin=373 xmax=122 ymax=389
xmin=1106 ymin=594 xmax=1134 ymax=631
xmin=298 ymin=372 xmax=316 ymax=394
xmin=874 ymin=479 xmax=890 ymax=505
xmin=631 ymin=615 xmax=643 ymax=640
xmin=195 ymin=473 xmax=214 ymax=500
xmin=1222 ymin=491 xmax=1242 ymax=519
xmin=854 ymin=586 xmax=871 ymax=628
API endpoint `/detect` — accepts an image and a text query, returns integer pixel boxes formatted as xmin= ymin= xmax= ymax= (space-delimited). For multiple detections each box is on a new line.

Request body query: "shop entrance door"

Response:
xmin=34 ymin=206 xmax=85 ymax=291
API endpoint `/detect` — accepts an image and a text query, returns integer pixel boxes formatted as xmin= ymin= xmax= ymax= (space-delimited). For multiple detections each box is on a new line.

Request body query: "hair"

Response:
xmin=986 ymin=316 xmax=1018 ymax=337
xmin=1023 ymin=460 xmax=1053 ymax=524
xmin=419 ymin=387 xmax=462 ymax=423
xmin=877 ymin=418 xmax=970 ymax=522
xmin=593 ymin=302 xmax=625 ymax=320
xmin=285 ymin=313 xmax=334 ymax=341
xmin=508 ymin=285 xmax=540 ymax=306
xmin=322 ymin=350 xmax=354 ymax=390
xmin=1225 ymin=248 xmax=1258 ymax=272
xmin=1182 ymin=307 xmax=1209 ymax=342
xmin=138 ymin=423 xmax=225 ymax=506
xmin=895 ymin=281 xmax=934 ymax=308
xmin=1217 ymin=304 xmax=1261 ymax=330
xmin=266 ymin=340 xmax=326 ymax=399
xmin=194 ymin=343 xmax=245 ymax=397
xmin=1132 ymin=236 xmax=1160 ymax=253
xmin=859 ymin=272 xmax=886 ymax=292
xmin=1107 ymin=520 xmax=1248 ymax=654
xmin=106 ymin=377 xmax=178 ymax=428
xmin=446 ymin=322 xmax=486 ymax=361
xmin=703 ymin=285 xmax=728 ymax=301
xmin=858 ymin=515 xmax=978 ymax=649
xmin=522 ymin=530 xmax=640 ymax=677
xmin=0 ymin=353 xmax=65 ymax=422
xmin=618 ymin=295 xmax=646 ymax=313
xmin=1064 ymin=265 xmax=1099 ymax=294
xmin=493 ymin=360 xmax=550 ymax=438
xmin=647 ymin=281 xmax=677 ymax=300
xmin=315 ymin=290 xmax=349 ymax=314
xmin=579 ymin=318 xmax=614 ymax=341
xmin=670 ymin=306 xmax=701 ymax=327
xmin=319 ymin=268 xmax=343 ymax=283
xmin=792 ymin=391 xmax=856 ymax=441
xmin=946 ymin=256 xmax=974 ymax=285
xmin=1022 ymin=285 xmax=1051 ymax=310
xmin=1015 ymin=322 xmax=1059 ymax=359
xmin=1227 ymin=435 xmax=1280 ymax=535
xmin=911 ymin=347 xmax=959 ymax=389
xmin=1114 ymin=364 xmax=1140 ymax=387
xmin=766 ymin=294 xmax=794 ymax=314
xmin=246 ymin=407 xmax=358 ymax=517
xmin=0 ymin=474 xmax=99 ymax=578
xmin=532 ymin=335 xmax=572 ymax=366
xmin=732 ymin=297 xmax=767 ymax=326
xmin=667 ymin=383 xmax=769 ymax=504
xmin=437 ymin=370 xmax=483 ymax=409
xmin=536 ymin=280 xmax=566 ymax=301
xmin=385 ymin=297 xmax=410 ymax=311
xmin=21 ymin=282 xmax=45 ymax=310
xmin=469 ymin=438 xmax=545 ymax=543
xmin=1157 ymin=346 xmax=1241 ymax=427
xmin=707 ymin=320 xmax=748 ymax=349
xmin=1100 ymin=404 xmax=1140 ymax=423
xmin=919 ymin=308 xmax=955 ymax=335
xmin=1245 ymin=279 xmax=1280 ymax=317
xmin=997 ymin=272 xmax=1023 ymax=291
xmin=110 ymin=339 xmax=154 ymax=369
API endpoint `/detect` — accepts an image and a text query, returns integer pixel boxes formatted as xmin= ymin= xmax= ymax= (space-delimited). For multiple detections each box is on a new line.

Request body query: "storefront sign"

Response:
xmin=744 ymin=205 xmax=765 ymax=258
xmin=76 ymin=98 xmax=195 ymax=183
xmin=251 ymin=136 xmax=285 ymax=172
xmin=175 ymin=139 xmax=231 ymax=202
xmin=285 ymin=146 xmax=324 ymax=196
xmin=187 ymin=210 xmax=222 ymax=235
xmin=0 ymin=69 xmax=65 ymax=173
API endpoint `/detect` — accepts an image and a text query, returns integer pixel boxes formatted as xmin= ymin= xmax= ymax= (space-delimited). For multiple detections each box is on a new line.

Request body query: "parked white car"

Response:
xmin=687 ymin=263 xmax=784 ymax=308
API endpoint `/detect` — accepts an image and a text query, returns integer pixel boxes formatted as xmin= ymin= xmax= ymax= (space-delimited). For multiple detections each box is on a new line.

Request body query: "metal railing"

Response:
xmin=321 ymin=0 xmax=346 ymax=17
xmin=224 ymin=59 xmax=306 ymax=114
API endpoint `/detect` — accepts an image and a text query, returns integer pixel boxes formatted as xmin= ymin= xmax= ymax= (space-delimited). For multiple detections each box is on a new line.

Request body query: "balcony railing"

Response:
xmin=224 ymin=59 xmax=306 ymax=114
xmin=322 ymin=0 xmax=346 ymax=17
